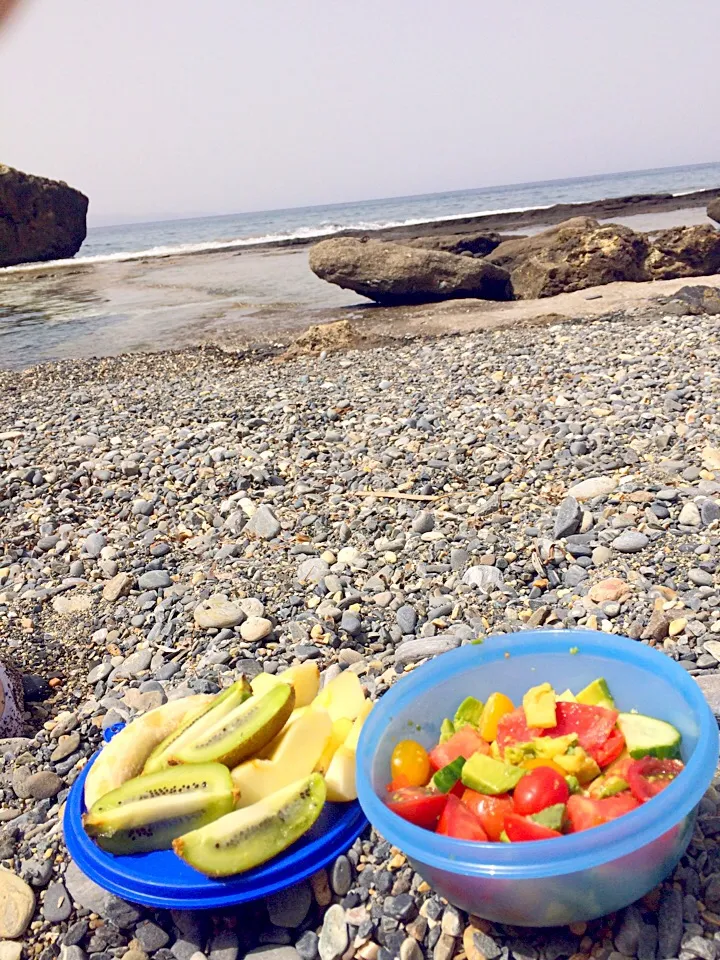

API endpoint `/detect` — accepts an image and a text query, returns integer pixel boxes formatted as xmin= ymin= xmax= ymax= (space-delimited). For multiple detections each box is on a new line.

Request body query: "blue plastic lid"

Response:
xmin=63 ymin=726 xmax=367 ymax=909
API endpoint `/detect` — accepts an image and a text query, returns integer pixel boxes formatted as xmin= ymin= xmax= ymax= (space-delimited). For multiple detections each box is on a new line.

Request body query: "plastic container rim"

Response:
xmin=356 ymin=629 xmax=718 ymax=880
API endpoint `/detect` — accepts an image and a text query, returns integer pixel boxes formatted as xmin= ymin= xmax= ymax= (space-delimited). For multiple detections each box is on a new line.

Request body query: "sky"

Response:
xmin=1 ymin=0 xmax=719 ymax=226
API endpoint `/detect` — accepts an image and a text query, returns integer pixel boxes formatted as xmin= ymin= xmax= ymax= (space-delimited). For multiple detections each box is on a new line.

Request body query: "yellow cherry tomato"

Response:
xmin=521 ymin=757 xmax=567 ymax=777
xmin=479 ymin=692 xmax=515 ymax=742
xmin=390 ymin=739 xmax=431 ymax=787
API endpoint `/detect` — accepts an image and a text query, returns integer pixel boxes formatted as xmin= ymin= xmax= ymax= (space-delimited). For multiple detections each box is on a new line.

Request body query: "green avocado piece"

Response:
xmin=564 ymin=775 xmax=581 ymax=795
xmin=439 ymin=718 xmax=456 ymax=744
xmin=590 ymin=776 xmax=629 ymax=799
xmin=529 ymin=803 xmax=566 ymax=832
xmin=499 ymin=830 xmax=510 ymax=842
xmin=431 ymin=756 xmax=466 ymax=794
xmin=453 ymin=696 xmax=484 ymax=729
xmin=576 ymin=677 xmax=615 ymax=710
xmin=461 ymin=752 xmax=525 ymax=795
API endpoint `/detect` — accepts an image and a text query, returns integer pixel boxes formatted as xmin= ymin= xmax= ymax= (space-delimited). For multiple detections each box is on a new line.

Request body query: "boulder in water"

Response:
xmin=309 ymin=237 xmax=512 ymax=305
xmin=0 ymin=163 xmax=88 ymax=267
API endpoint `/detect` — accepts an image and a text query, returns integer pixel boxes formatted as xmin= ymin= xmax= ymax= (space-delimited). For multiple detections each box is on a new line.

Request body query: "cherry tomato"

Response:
xmin=479 ymin=692 xmax=515 ymax=742
xmin=461 ymin=790 xmax=514 ymax=841
xmin=626 ymin=757 xmax=684 ymax=802
xmin=504 ymin=813 xmax=563 ymax=842
xmin=386 ymin=787 xmax=448 ymax=828
xmin=566 ymin=793 xmax=640 ymax=832
xmin=513 ymin=766 xmax=569 ymax=815
xmin=436 ymin=795 xmax=488 ymax=841
xmin=391 ymin=739 xmax=431 ymax=788
xmin=594 ymin=727 xmax=626 ymax=768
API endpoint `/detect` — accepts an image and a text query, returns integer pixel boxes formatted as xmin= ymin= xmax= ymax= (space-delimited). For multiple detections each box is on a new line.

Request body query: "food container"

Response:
xmin=356 ymin=629 xmax=718 ymax=926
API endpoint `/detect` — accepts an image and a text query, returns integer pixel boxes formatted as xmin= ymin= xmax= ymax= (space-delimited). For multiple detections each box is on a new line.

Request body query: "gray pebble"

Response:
xmin=612 ymin=531 xmax=649 ymax=553
xmin=42 ymin=881 xmax=73 ymax=922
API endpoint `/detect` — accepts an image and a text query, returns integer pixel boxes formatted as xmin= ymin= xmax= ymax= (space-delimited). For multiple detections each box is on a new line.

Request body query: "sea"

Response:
xmin=1 ymin=161 xmax=719 ymax=369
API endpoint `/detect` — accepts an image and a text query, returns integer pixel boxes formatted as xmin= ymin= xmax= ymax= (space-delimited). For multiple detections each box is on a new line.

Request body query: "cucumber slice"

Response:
xmin=431 ymin=756 xmax=466 ymax=794
xmin=617 ymin=712 xmax=681 ymax=760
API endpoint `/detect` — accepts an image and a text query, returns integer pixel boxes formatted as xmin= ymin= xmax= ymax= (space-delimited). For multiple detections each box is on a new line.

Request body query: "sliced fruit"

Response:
xmin=616 ymin=713 xmax=682 ymax=760
xmin=478 ymin=692 xmax=514 ymax=742
xmin=453 ymin=696 xmax=484 ymax=730
xmin=543 ymin=702 xmax=619 ymax=762
xmin=461 ymin=753 xmax=525 ymax=795
xmin=429 ymin=726 xmax=489 ymax=772
xmin=170 ymin=683 xmax=295 ymax=768
xmin=436 ymin=794 xmax=488 ymax=840
xmin=496 ymin=708 xmax=539 ymax=756
xmin=566 ymin=793 xmax=640 ymax=832
xmin=626 ymin=757 xmax=684 ymax=802
xmin=174 ymin=773 xmax=326 ymax=876
xmin=311 ymin=670 xmax=366 ymax=722
xmin=231 ymin=708 xmax=332 ymax=807
xmin=556 ymin=689 xmax=577 ymax=703
xmin=386 ymin=786 xmax=448 ymax=828
xmin=594 ymin=727 xmax=626 ymax=768
xmin=143 ymin=679 xmax=252 ymax=774
xmin=250 ymin=661 xmax=320 ymax=708
xmin=460 ymin=790 xmax=514 ymax=841
xmin=324 ymin=699 xmax=372 ymax=802
xmin=576 ymin=677 xmax=615 ymax=710
xmin=523 ymin=683 xmax=557 ymax=728
xmin=504 ymin=813 xmax=563 ymax=841
xmin=83 ymin=694 xmax=214 ymax=810
xmin=315 ymin=717 xmax=353 ymax=775
xmin=83 ymin=762 xmax=234 ymax=854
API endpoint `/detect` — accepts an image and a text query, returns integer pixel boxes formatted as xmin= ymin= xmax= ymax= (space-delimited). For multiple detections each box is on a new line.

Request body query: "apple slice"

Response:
xmin=312 ymin=671 xmax=366 ymax=723
xmin=251 ymin=662 xmax=320 ymax=708
xmin=324 ymin=699 xmax=373 ymax=802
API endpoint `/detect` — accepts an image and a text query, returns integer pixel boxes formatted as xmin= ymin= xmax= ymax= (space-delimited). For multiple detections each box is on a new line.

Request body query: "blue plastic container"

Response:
xmin=357 ymin=630 xmax=719 ymax=926
xmin=64 ymin=727 xmax=367 ymax=910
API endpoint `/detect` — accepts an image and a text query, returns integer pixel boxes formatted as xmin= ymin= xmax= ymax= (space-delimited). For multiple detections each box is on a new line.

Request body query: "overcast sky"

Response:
xmin=2 ymin=0 xmax=719 ymax=226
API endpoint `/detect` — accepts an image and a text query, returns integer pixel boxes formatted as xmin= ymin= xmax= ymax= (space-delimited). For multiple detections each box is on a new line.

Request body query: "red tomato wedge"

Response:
xmin=626 ymin=757 xmax=684 ymax=802
xmin=594 ymin=727 xmax=626 ymax=768
xmin=436 ymin=794 xmax=489 ymax=841
xmin=504 ymin=813 xmax=563 ymax=841
xmin=541 ymin=702 xmax=619 ymax=762
xmin=429 ymin=726 xmax=489 ymax=772
xmin=386 ymin=787 xmax=448 ymax=828
xmin=496 ymin=708 xmax=542 ymax=755
xmin=513 ymin=766 xmax=569 ymax=815
xmin=566 ymin=793 xmax=640 ymax=832
xmin=461 ymin=790 xmax=514 ymax=841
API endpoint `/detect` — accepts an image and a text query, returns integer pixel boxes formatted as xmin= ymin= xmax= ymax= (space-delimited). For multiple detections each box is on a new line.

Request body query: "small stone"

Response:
xmin=464 ymin=927 xmax=502 ymax=960
xmin=52 ymin=593 xmax=92 ymax=615
xmin=612 ymin=531 xmax=649 ymax=553
xmin=208 ymin=930 xmax=239 ymax=960
xmin=340 ymin=612 xmax=362 ymax=636
xmin=0 ymin=943 xmax=22 ymax=960
xmin=703 ymin=640 xmax=720 ymax=662
xmin=240 ymin=616 xmax=273 ymax=642
xmin=702 ymin=500 xmax=720 ymax=526
xmin=433 ymin=933 xmax=457 ymax=960
xmin=240 ymin=598 xmax=265 ymax=618
xmin=642 ymin=609 xmax=670 ymax=642
xmin=462 ymin=565 xmax=504 ymax=592
xmin=266 ymin=881 xmax=312 ymax=929
xmin=245 ymin=950 xmax=300 ymax=960
xmin=679 ymin=502 xmax=702 ymax=527
xmin=194 ymin=595 xmax=245 ymax=629
xmin=658 ymin=886 xmax=683 ymax=959
xmin=102 ymin=573 xmax=134 ymax=602
xmin=83 ymin=532 xmax=106 ymax=558
xmin=310 ymin=869 xmax=331 ymax=907
xmin=135 ymin=921 xmax=170 ymax=952
xmin=554 ymin=496 xmax=582 ymax=539
xmin=0 ymin=869 xmax=35 ymax=938
xmin=246 ymin=505 xmax=281 ymax=540
xmin=689 ymin=568 xmax=714 ymax=587
xmin=396 ymin=605 xmax=418 ymax=635
xmin=137 ymin=570 xmax=172 ymax=590
xmin=51 ymin=731 xmax=81 ymax=762
xmin=64 ymin=861 xmax=142 ymax=928
xmin=42 ymin=881 xmax=72 ymax=922
xmin=696 ymin=674 xmax=720 ymax=715
xmin=400 ymin=940 xmax=423 ymax=960
xmin=682 ymin=937 xmax=716 ymax=960
xmin=116 ymin=649 xmax=153 ymax=679
xmin=592 ymin=545 xmax=613 ymax=566
xmin=394 ymin=635 xmax=461 ymax=667
xmin=330 ymin=856 xmax=352 ymax=897
xmin=568 ymin=476 xmax=618 ymax=501
xmin=297 ymin=558 xmax=330 ymax=584
xmin=588 ymin=578 xmax=630 ymax=603
xmin=702 ymin=446 xmax=720 ymax=471
xmin=669 ymin=617 xmax=688 ymax=637
xmin=441 ymin=908 xmax=462 ymax=938
xmin=615 ymin=905 xmax=644 ymax=956
xmin=295 ymin=932 xmax=319 ymax=960
xmin=412 ymin=511 xmax=435 ymax=534
xmin=318 ymin=904 xmax=348 ymax=960
xmin=17 ymin=770 xmax=63 ymax=800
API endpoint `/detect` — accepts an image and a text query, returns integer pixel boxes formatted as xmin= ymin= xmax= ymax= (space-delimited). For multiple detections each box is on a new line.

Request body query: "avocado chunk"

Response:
xmin=453 ymin=696 xmax=484 ymax=729
xmin=439 ymin=718 xmax=455 ymax=744
xmin=529 ymin=803 xmax=566 ymax=832
xmin=499 ymin=829 xmax=510 ymax=842
xmin=504 ymin=733 xmax=577 ymax=767
xmin=564 ymin=774 xmax=581 ymax=795
xmin=431 ymin=756 xmax=466 ymax=794
xmin=523 ymin=683 xmax=557 ymax=728
xmin=589 ymin=775 xmax=629 ymax=799
xmin=461 ymin=752 xmax=525 ymax=795
xmin=616 ymin=712 xmax=681 ymax=760
xmin=576 ymin=677 xmax=615 ymax=710
xmin=555 ymin=747 xmax=601 ymax=784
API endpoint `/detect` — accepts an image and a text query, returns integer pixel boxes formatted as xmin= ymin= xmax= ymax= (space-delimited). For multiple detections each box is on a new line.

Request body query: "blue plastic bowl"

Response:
xmin=357 ymin=630 xmax=718 ymax=926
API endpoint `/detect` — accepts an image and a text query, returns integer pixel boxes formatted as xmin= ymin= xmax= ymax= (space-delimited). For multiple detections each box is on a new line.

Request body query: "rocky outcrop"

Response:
xmin=644 ymin=225 xmax=720 ymax=280
xmin=309 ymin=237 xmax=512 ymax=304
xmin=486 ymin=217 xmax=649 ymax=299
xmin=663 ymin=285 xmax=720 ymax=316
xmin=708 ymin=199 xmax=720 ymax=225
xmin=0 ymin=163 xmax=88 ymax=267
xmin=402 ymin=231 xmax=523 ymax=258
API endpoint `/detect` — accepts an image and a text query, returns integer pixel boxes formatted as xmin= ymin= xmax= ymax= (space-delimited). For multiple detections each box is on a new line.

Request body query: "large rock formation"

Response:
xmin=0 ymin=164 xmax=88 ymax=267
xmin=401 ymin=231 xmax=522 ymax=258
xmin=486 ymin=217 xmax=649 ymax=299
xmin=708 ymin=199 xmax=720 ymax=225
xmin=309 ymin=237 xmax=512 ymax=304
xmin=644 ymin=225 xmax=720 ymax=280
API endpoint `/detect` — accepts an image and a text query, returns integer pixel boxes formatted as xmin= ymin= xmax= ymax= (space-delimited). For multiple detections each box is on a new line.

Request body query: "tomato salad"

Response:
xmin=385 ymin=677 xmax=684 ymax=842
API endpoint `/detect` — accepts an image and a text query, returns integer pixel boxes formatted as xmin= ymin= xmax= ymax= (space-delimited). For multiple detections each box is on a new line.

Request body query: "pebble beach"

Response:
xmin=3 ymin=306 xmax=720 ymax=960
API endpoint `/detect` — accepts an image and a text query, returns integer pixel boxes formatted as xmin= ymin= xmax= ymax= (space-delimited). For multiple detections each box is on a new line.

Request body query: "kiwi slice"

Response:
xmin=83 ymin=762 xmax=234 ymax=854
xmin=169 ymin=683 xmax=295 ymax=769
xmin=143 ymin=678 xmax=252 ymax=774
xmin=173 ymin=772 xmax=326 ymax=876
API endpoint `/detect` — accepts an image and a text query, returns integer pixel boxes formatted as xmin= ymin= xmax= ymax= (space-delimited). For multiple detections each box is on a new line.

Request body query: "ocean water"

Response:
xmin=1 ymin=161 xmax=719 ymax=369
